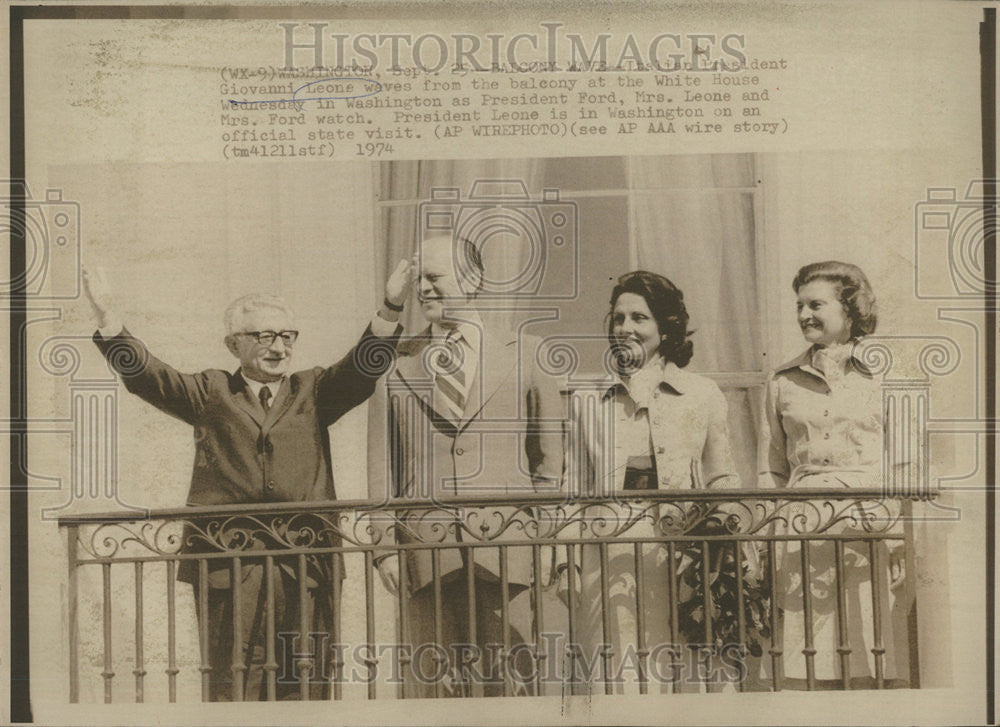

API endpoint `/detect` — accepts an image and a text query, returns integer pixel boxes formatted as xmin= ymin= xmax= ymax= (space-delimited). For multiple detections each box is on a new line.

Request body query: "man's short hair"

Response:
xmin=224 ymin=294 xmax=295 ymax=335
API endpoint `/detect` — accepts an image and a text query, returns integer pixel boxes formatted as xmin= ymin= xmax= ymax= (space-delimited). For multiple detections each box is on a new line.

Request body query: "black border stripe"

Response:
xmin=9 ymin=5 xmax=30 ymax=723
xmin=981 ymin=8 xmax=997 ymax=726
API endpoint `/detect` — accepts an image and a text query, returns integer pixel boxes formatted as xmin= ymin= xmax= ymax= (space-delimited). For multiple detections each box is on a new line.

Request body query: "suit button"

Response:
xmin=653 ymin=390 xmax=660 ymax=399
xmin=455 ymin=448 xmax=464 ymax=456
xmin=824 ymin=432 xmax=830 ymax=440
xmin=265 ymin=440 xmax=273 ymax=453
xmin=656 ymin=446 xmax=665 ymax=454
xmin=653 ymin=417 xmax=661 ymax=425
xmin=265 ymin=481 xmax=276 ymax=492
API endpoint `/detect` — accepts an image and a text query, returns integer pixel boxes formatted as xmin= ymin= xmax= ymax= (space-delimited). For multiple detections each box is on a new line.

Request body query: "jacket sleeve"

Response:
xmin=92 ymin=327 xmax=209 ymax=425
xmin=758 ymin=371 xmax=790 ymax=488
xmin=522 ymin=336 xmax=566 ymax=492
xmin=317 ymin=322 xmax=402 ymax=427
xmin=366 ymin=374 xmax=402 ymax=503
xmin=702 ymin=382 xmax=741 ymax=489
xmin=565 ymin=387 xmax=599 ymax=499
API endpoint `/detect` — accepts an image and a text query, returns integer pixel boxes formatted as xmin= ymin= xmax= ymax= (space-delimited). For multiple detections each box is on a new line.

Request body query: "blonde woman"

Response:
xmin=760 ymin=260 xmax=908 ymax=689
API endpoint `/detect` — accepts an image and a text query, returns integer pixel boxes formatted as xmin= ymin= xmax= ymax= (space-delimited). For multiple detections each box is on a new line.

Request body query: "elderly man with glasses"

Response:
xmin=83 ymin=261 xmax=414 ymax=701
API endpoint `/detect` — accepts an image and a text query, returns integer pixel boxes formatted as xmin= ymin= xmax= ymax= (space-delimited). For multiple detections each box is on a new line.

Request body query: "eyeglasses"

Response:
xmin=235 ymin=330 xmax=299 ymax=346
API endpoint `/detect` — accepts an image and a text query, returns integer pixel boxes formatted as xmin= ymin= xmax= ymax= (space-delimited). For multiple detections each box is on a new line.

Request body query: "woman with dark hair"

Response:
xmin=591 ymin=270 xmax=736 ymax=490
xmin=566 ymin=270 xmax=746 ymax=694
xmin=760 ymin=260 xmax=907 ymax=689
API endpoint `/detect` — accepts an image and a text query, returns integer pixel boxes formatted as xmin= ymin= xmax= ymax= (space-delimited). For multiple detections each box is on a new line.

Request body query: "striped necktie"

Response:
xmin=434 ymin=330 xmax=469 ymax=424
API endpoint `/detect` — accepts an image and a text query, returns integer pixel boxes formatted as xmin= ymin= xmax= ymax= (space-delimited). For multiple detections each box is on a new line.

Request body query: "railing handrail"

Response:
xmin=55 ymin=488 xmax=936 ymax=526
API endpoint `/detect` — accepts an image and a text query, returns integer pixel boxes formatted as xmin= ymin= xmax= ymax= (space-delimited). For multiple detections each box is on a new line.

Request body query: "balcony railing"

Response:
xmin=58 ymin=489 xmax=929 ymax=703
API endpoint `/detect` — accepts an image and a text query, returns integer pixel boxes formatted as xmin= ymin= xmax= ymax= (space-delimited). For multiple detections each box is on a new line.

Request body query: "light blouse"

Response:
xmin=760 ymin=343 xmax=883 ymax=489
xmin=574 ymin=356 xmax=739 ymax=493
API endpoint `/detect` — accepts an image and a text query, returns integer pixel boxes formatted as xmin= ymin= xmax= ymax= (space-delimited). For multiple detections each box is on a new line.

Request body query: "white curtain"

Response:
xmin=375 ymin=159 xmax=544 ymax=334
xmin=628 ymin=154 xmax=761 ymax=487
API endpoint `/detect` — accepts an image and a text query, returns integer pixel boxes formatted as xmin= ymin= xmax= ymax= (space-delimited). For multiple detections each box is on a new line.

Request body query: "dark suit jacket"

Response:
xmin=95 ymin=323 xmax=399 ymax=584
xmin=368 ymin=325 xmax=565 ymax=592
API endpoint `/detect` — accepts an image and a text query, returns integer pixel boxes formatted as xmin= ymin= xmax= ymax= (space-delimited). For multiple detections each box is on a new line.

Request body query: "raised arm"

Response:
xmin=316 ymin=258 xmax=414 ymax=425
xmin=84 ymin=267 xmax=209 ymax=424
xmin=83 ymin=267 xmax=122 ymax=336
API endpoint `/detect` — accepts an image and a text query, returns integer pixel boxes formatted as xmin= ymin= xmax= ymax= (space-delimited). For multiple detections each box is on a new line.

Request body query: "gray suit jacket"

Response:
xmin=368 ymin=325 xmax=565 ymax=592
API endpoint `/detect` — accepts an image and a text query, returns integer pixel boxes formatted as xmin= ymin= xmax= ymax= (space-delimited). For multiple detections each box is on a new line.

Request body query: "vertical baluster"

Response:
xmin=231 ymin=556 xmax=244 ymax=702
xmin=734 ymin=541 xmax=747 ymax=692
xmin=599 ymin=542 xmax=612 ymax=695
xmin=101 ymin=561 xmax=114 ymax=703
xmin=465 ymin=549 xmax=477 ymax=698
xmin=67 ymin=526 xmax=79 ymax=704
xmin=166 ymin=560 xmax=178 ymax=703
xmin=700 ymin=540 xmax=713 ymax=690
xmin=666 ymin=541 xmax=680 ymax=693
xmin=331 ymin=553 xmax=343 ymax=701
xmin=133 ymin=561 xmax=146 ymax=702
xmin=264 ymin=556 xmax=277 ymax=701
xmin=767 ymin=541 xmax=783 ymax=691
xmin=903 ymin=500 xmax=920 ymax=688
xmin=868 ymin=540 xmax=886 ymax=688
xmin=500 ymin=546 xmax=511 ymax=697
xmin=633 ymin=543 xmax=648 ymax=694
xmin=532 ymin=543 xmax=545 ymax=696
xmin=364 ymin=550 xmax=377 ymax=700
xmin=298 ymin=553 xmax=311 ymax=700
xmin=800 ymin=541 xmax=816 ymax=690
xmin=565 ymin=544 xmax=577 ymax=696
xmin=431 ymin=548 xmax=443 ymax=699
xmin=397 ymin=549 xmax=410 ymax=700
xmin=834 ymin=541 xmax=852 ymax=689
xmin=198 ymin=560 xmax=211 ymax=702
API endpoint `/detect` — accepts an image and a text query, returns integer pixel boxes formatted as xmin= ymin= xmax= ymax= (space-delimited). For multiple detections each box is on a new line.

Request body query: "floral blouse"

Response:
xmin=572 ymin=356 xmax=739 ymax=494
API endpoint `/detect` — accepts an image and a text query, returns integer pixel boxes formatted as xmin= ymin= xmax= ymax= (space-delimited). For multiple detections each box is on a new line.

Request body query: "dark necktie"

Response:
xmin=258 ymin=385 xmax=272 ymax=412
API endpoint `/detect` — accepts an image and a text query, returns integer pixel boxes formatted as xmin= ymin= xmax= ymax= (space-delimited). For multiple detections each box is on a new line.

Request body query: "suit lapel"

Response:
xmin=458 ymin=326 xmax=517 ymax=433
xmin=230 ymin=372 xmax=265 ymax=427
xmin=395 ymin=325 xmax=517 ymax=432
xmin=394 ymin=330 xmax=459 ymax=437
xmin=262 ymin=377 xmax=295 ymax=431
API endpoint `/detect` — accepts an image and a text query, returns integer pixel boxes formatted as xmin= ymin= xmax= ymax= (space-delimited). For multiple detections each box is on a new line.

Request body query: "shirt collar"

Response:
xmin=431 ymin=312 xmax=483 ymax=351
xmin=774 ymin=343 xmax=873 ymax=379
xmin=239 ymin=371 xmax=284 ymax=398
xmin=659 ymin=360 xmax=690 ymax=394
xmin=602 ymin=356 xmax=689 ymax=401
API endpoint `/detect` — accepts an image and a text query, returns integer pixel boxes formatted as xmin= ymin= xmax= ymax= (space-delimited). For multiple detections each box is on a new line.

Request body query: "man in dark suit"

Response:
xmin=368 ymin=236 xmax=565 ymax=697
xmin=83 ymin=261 xmax=413 ymax=701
